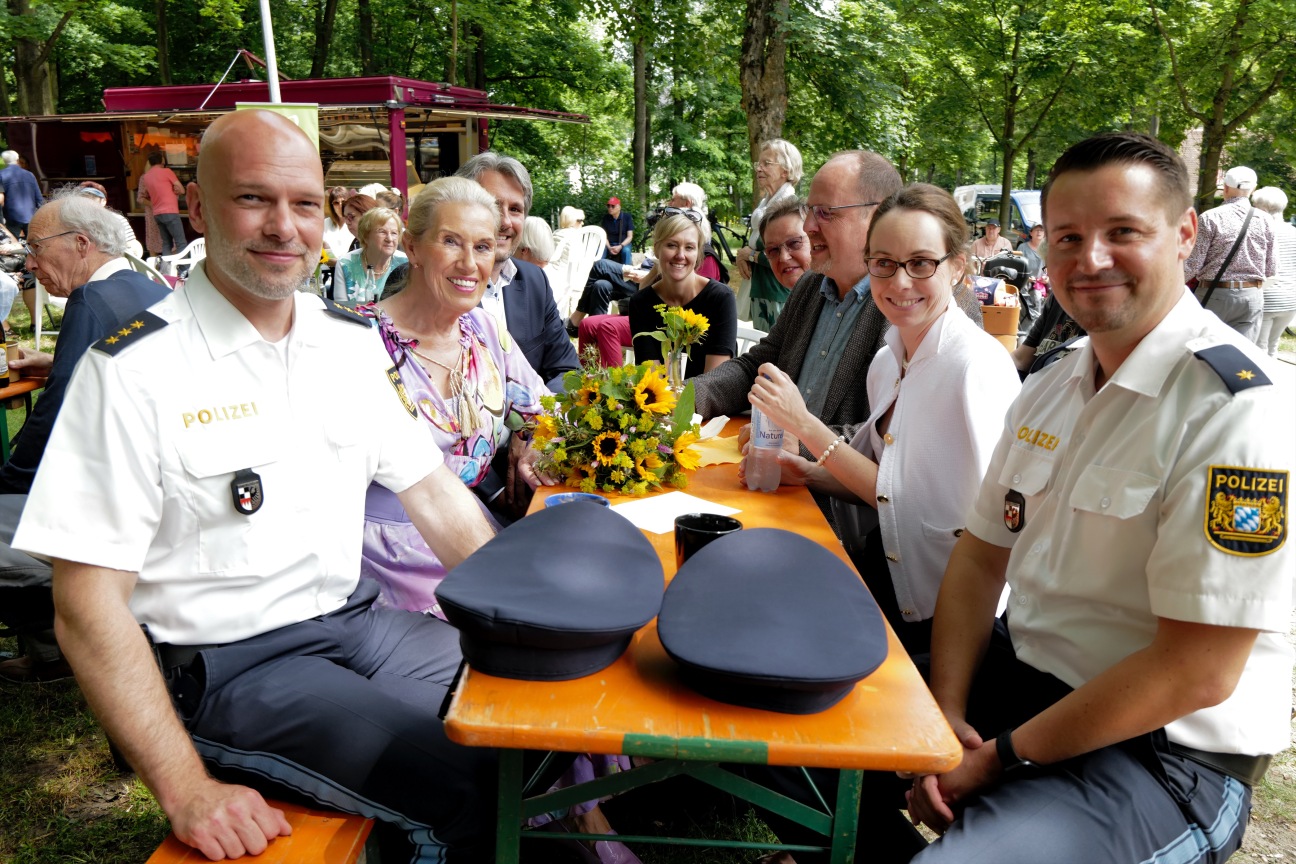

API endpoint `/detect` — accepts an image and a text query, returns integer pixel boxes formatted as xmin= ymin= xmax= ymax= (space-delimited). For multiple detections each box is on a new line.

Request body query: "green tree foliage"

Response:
xmin=1148 ymin=0 xmax=1296 ymax=211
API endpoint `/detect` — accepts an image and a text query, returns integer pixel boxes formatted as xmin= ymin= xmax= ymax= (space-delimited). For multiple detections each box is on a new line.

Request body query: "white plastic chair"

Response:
xmin=159 ymin=237 xmax=206 ymax=276
xmin=33 ymin=282 xmax=65 ymax=345
xmin=735 ymin=324 xmax=768 ymax=355
xmin=124 ymin=252 xmax=173 ymax=287
xmin=545 ymin=225 xmax=608 ymax=320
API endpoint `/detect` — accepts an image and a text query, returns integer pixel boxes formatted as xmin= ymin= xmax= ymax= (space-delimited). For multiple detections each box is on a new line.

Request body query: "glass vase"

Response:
xmin=667 ymin=350 xmax=687 ymax=393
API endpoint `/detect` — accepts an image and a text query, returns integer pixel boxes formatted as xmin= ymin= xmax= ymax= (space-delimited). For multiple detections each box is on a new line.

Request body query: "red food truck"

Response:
xmin=1 ymin=73 xmax=586 ymax=241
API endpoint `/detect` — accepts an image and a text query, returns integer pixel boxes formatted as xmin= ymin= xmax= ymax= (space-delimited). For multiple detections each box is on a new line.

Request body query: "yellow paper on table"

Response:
xmin=693 ymin=435 xmax=743 ymax=467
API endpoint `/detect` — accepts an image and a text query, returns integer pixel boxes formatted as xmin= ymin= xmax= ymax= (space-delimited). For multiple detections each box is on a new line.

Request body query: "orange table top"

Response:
xmin=444 ymin=420 xmax=962 ymax=774
xmin=0 ymin=377 xmax=43 ymax=400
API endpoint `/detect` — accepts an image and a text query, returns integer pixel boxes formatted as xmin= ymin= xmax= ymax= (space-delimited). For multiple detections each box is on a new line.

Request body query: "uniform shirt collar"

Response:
xmin=183 ymin=261 xmax=322 ymax=357
xmin=1065 ymin=287 xmax=1208 ymax=398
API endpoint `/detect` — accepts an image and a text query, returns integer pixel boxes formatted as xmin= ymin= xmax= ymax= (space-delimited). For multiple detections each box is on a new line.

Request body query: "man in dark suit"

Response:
xmin=456 ymin=153 xmax=578 ymax=393
xmin=0 ymin=189 xmax=171 ymax=682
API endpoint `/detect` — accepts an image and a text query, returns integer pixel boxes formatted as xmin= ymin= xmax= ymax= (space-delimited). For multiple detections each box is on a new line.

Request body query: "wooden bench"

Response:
xmin=146 ymin=800 xmax=373 ymax=863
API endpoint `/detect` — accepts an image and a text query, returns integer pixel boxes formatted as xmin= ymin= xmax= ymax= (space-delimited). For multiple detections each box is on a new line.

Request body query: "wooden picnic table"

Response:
xmin=444 ymin=418 xmax=962 ymax=863
xmin=0 ymin=377 xmax=45 ymax=463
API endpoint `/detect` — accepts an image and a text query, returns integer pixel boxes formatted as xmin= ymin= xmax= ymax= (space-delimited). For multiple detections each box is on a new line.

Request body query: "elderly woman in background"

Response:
xmin=734 ymin=139 xmax=802 ymax=329
xmin=323 ymin=186 xmax=355 ymax=260
xmin=747 ymin=184 xmax=1019 ymax=656
xmin=515 ymin=215 xmax=556 ymax=269
xmin=628 ymin=210 xmax=737 ymax=377
xmin=337 ymin=207 xmax=408 ymax=302
xmin=758 ymin=197 xmax=812 ymax=293
xmin=559 ymin=206 xmax=586 ymax=229
xmin=1254 ymin=186 xmax=1296 ymax=358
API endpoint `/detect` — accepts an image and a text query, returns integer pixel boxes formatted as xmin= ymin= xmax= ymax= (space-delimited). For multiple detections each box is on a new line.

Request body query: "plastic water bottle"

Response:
xmin=362 ymin=265 xmax=378 ymax=303
xmin=746 ymin=407 xmax=783 ymax=492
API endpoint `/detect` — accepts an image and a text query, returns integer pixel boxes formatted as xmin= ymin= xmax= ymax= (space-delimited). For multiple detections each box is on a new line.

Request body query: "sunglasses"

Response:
xmin=660 ymin=207 xmax=704 ymax=224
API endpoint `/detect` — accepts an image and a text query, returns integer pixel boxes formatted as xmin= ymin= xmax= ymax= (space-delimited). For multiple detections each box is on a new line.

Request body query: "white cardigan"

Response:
xmin=840 ymin=303 xmax=1020 ymax=621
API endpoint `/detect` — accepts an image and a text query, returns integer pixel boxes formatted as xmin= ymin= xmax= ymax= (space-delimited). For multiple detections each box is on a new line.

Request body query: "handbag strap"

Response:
xmin=1199 ymin=203 xmax=1254 ymax=307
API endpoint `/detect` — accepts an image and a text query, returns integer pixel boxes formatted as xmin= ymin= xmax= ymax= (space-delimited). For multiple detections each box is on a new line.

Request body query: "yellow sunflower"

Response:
xmin=573 ymin=385 xmax=600 ymax=408
xmin=532 ymin=415 xmax=558 ymax=444
xmin=672 ymin=430 xmax=701 ymax=471
xmin=634 ymin=449 xmax=663 ymax=480
xmin=633 ymin=366 xmax=675 ymax=414
xmin=566 ymin=461 xmax=596 ymax=489
xmin=674 ymin=308 xmax=710 ymax=335
xmin=593 ymin=431 xmax=624 ymax=466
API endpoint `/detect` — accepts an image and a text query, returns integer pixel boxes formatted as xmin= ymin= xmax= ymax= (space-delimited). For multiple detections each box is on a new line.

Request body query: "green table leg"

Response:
xmin=496 ymin=749 xmax=525 ymax=864
xmin=829 ymin=769 xmax=864 ymax=864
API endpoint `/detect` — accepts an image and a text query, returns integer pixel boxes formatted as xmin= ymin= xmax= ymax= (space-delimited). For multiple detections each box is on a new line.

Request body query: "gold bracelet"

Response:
xmin=816 ymin=435 xmax=848 ymax=467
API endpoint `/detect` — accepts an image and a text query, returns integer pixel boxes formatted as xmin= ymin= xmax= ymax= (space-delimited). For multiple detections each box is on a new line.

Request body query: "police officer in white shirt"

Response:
xmin=14 ymin=110 xmax=498 ymax=862
xmin=906 ymin=132 xmax=1293 ymax=863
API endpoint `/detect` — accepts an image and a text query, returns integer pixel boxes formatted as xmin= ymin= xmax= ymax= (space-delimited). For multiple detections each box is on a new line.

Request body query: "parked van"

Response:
xmin=953 ymin=185 xmax=1042 ymax=243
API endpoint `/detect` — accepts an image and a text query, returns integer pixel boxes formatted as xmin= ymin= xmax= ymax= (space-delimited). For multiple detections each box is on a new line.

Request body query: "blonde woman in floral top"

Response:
xmin=358 ymin=177 xmax=551 ymax=616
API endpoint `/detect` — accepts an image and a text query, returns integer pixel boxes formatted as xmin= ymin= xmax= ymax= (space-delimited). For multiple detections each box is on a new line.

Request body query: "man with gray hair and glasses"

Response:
xmin=0 ymin=188 xmax=169 ymax=683
xmin=456 ymin=152 xmax=578 ymax=392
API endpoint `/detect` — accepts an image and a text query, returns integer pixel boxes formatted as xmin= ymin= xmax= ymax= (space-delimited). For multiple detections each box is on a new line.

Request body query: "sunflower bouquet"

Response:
xmin=532 ymin=351 xmax=703 ymax=496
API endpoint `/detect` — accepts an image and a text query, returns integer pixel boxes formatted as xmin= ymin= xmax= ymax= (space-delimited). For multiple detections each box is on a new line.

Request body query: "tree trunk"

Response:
xmin=632 ymin=30 xmax=648 ymax=215
xmin=357 ymin=0 xmax=374 ymax=74
xmin=470 ymin=22 xmax=486 ymax=90
xmin=0 ymin=51 xmax=9 ymax=115
xmin=1025 ymin=148 xmax=1037 ymax=189
xmin=1196 ymin=125 xmax=1226 ymax=212
xmin=310 ymin=0 xmax=339 ymax=78
xmin=155 ymin=0 xmax=171 ymax=84
xmin=739 ymin=0 xmax=788 ymax=194
xmin=445 ymin=0 xmax=458 ymax=84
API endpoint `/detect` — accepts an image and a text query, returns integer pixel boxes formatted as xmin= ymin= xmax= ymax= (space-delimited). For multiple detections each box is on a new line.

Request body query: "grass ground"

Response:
xmin=2 ymin=310 xmax=1293 ymax=862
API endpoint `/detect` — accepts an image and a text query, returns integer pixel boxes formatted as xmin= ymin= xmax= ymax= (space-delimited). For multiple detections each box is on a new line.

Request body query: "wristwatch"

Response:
xmin=996 ymin=728 xmax=1036 ymax=773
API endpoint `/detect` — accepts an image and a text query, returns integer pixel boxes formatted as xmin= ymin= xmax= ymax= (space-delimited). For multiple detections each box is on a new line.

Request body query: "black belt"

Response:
xmin=154 ymin=641 xmax=219 ymax=670
xmin=1171 ymin=743 xmax=1271 ymax=787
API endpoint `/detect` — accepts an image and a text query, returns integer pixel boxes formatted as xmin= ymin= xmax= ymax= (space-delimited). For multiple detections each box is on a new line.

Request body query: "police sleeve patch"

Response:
xmin=322 ymin=299 xmax=372 ymax=327
xmin=1193 ymin=345 xmax=1272 ymax=393
xmin=1204 ymin=466 xmax=1287 ymax=556
xmin=92 ymin=311 xmax=170 ymax=356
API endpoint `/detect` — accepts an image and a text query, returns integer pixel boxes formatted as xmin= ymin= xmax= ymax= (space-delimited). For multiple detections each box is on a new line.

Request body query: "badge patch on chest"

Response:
xmin=387 ymin=366 xmax=418 ymax=418
xmin=231 ymin=468 xmax=264 ymax=515
xmin=1004 ymin=490 xmax=1026 ymax=533
xmin=1205 ymin=466 xmax=1287 ymax=556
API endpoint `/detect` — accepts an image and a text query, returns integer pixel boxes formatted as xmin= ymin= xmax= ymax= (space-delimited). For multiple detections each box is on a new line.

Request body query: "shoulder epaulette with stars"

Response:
xmin=91 ymin=311 xmax=170 ymax=357
xmin=1192 ymin=343 xmax=1272 ymax=394
xmin=322 ymin=299 xmax=372 ymax=327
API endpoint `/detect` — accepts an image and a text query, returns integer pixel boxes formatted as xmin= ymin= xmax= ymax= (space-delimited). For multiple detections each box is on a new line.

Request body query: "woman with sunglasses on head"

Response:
xmin=628 ymin=211 xmax=737 ymax=377
xmin=747 ymin=184 xmax=1020 ymax=655
xmin=734 ymin=138 xmax=802 ymax=330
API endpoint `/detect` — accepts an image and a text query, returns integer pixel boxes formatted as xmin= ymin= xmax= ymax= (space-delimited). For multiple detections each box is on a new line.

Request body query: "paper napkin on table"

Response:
xmin=611 ymin=491 xmax=741 ymax=534
xmin=692 ymin=435 xmax=742 ymax=467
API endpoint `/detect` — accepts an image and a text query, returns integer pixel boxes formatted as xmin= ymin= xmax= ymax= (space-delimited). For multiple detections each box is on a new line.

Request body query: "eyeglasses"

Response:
xmin=808 ymin=202 xmax=881 ymax=223
xmin=764 ymin=236 xmax=806 ymax=260
xmin=20 ymin=230 xmax=79 ymax=258
xmin=752 ymin=158 xmax=782 ymax=170
xmin=865 ymin=252 xmax=954 ymax=280
xmin=660 ymin=207 xmax=704 ymax=224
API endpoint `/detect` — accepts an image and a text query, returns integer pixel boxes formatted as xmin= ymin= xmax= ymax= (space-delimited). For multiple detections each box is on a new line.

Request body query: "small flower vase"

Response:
xmin=667 ymin=349 xmax=687 ymax=393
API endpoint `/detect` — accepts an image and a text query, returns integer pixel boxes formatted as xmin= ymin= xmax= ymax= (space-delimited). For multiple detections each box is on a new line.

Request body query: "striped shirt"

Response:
xmin=1262 ymin=220 xmax=1296 ymax=314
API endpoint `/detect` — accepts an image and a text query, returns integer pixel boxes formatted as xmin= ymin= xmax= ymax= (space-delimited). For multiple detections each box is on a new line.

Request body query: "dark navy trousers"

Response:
xmin=170 ymin=580 xmax=495 ymax=863
xmin=914 ymin=621 xmax=1251 ymax=864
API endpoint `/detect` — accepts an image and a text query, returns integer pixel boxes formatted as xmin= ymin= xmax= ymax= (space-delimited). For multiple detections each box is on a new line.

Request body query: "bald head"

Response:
xmin=189 ymin=109 xmax=325 ymax=304
xmin=198 ymin=110 xmax=320 ymax=189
